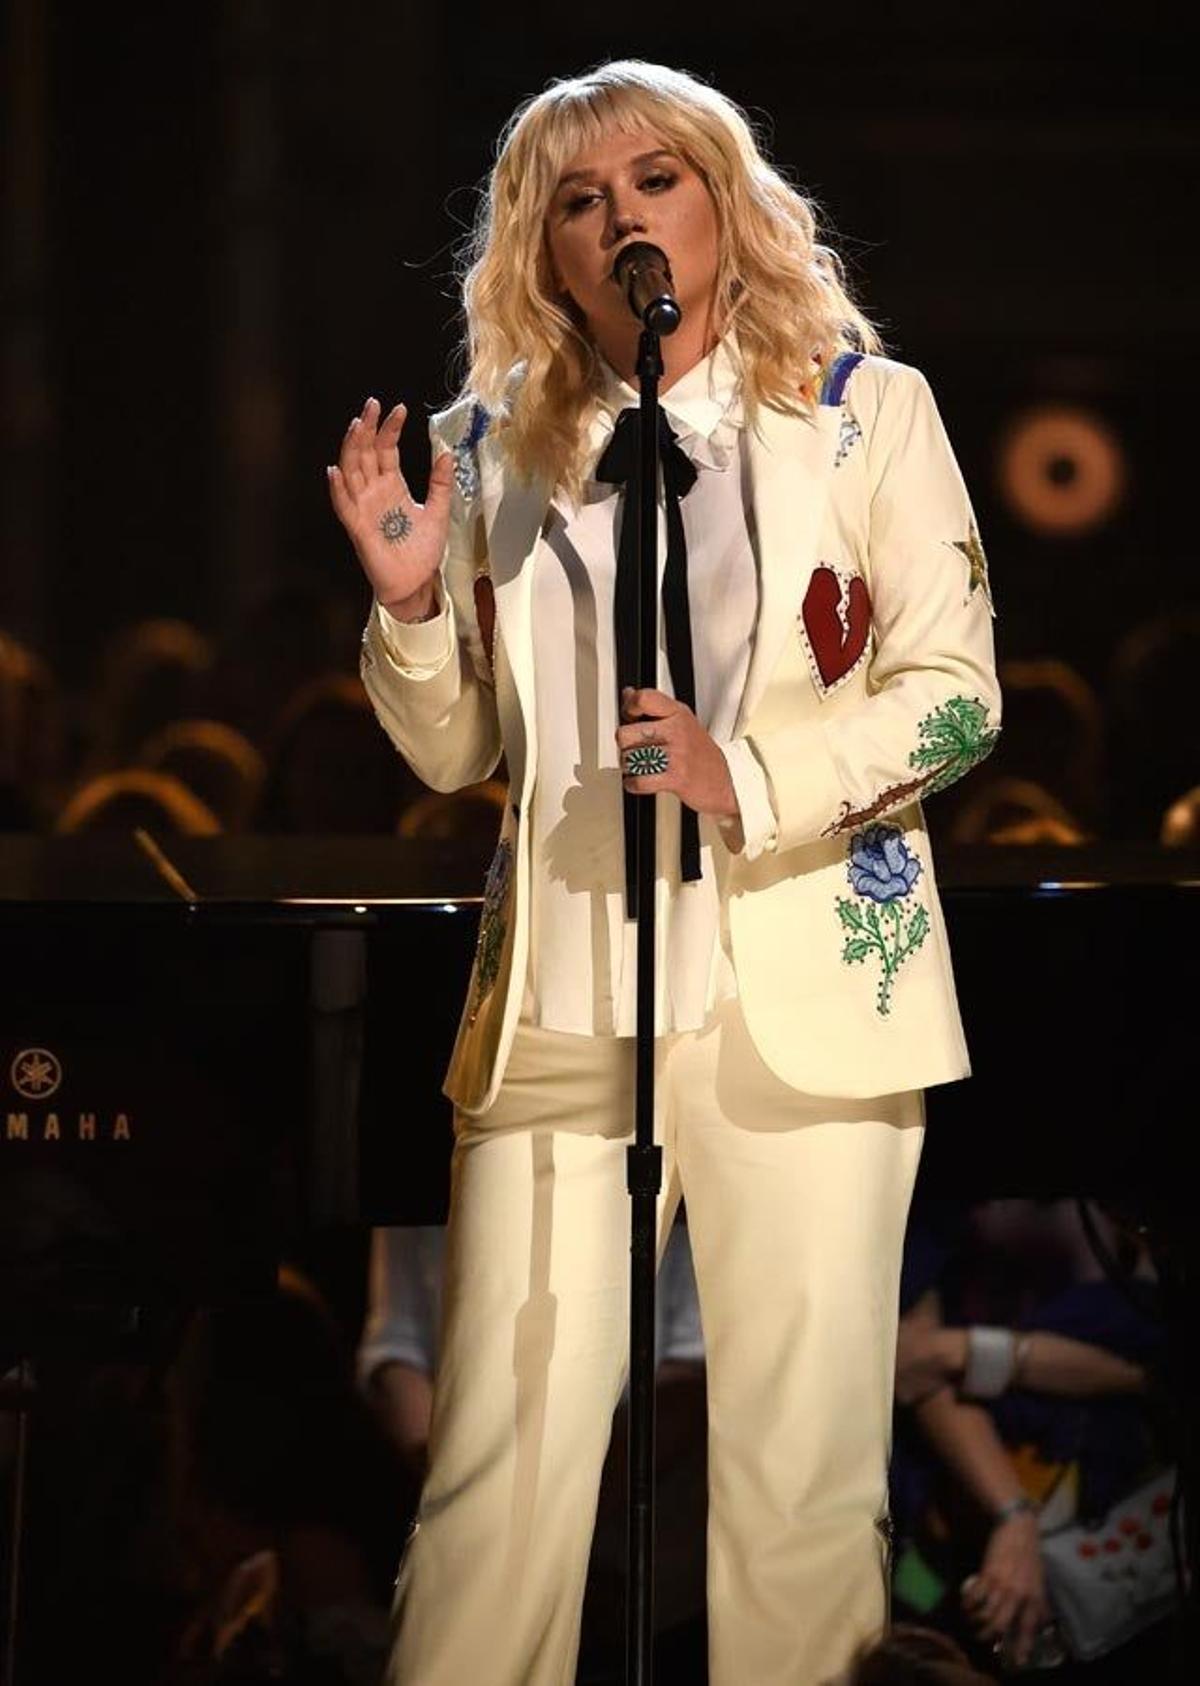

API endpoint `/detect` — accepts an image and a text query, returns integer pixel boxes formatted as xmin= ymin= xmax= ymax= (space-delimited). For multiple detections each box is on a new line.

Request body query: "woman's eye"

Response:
xmin=561 ymin=172 xmax=677 ymax=217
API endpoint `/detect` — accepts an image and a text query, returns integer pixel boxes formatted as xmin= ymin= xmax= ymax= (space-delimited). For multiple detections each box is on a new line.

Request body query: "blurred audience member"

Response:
xmin=9 ymin=1263 xmax=401 ymax=1684
xmin=0 ymin=629 xmax=63 ymax=828
xmin=848 ymin=1621 xmax=997 ymax=1683
xmin=950 ymin=777 xmax=1087 ymax=846
xmin=357 ymin=1226 xmax=440 ymax=1490
xmin=138 ymin=719 xmax=266 ymax=833
xmin=890 ymin=1196 xmax=1170 ymax=1675
xmin=165 ymin=1267 xmax=401 ymax=1685
xmin=358 ymin=1219 xmax=700 ymax=1461
xmin=85 ymin=618 xmax=214 ymax=776
xmin=257 ymin=674 xmax=424 ymax=833
xmin=1160 ymin=784 xmax=1200 ymax=848
xmin=200 ymin=585 xmax=362 ymax=750
xmin=1107 ymin=611 xmax=1200 ymax=842
xmin=54 ymin=767 xmax=222 ymax=835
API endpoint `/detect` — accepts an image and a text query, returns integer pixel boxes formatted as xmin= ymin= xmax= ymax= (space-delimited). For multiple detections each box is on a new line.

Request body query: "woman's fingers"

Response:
xmin=616 ymin=716 xmax=672 ymax=754
xmin=374 ymin=401 xmax=407 ymax=479
xmin=357 ymin=396 xmax=380 ymax=482
xmin=960 ymin=1572 xmax=988 ymax=1619
xmin=424 ymin=445 xmax=456 ymax=523
xmin=621 ymin=686 xmax=679 ymax=722
xmin=962 ymin=1572 xmax=1007 ymax=1633
xmin=984 ymin=1590 xmax=1020 ymax=1641
xmin=962 ymin=1570 xmax=1040 ymax=1654
xmin=1014 ymin=1597 xmax=1047 ymax=1663
xmin=327 ymin=391 xmax=452 ymax=608
xmin=326 ymin=463 xmax=354 ymax=524
xmin=339 ymin=411 xmax=369 ymax=496
xmin=337 ymin=398 xmax=413 ymax=504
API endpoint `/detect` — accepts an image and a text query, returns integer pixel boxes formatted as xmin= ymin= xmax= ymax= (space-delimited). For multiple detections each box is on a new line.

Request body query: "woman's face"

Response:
xmin=544 ymin=125 xmax=720 ymax=347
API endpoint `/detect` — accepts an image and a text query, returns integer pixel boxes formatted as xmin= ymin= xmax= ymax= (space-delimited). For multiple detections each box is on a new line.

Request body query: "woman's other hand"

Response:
xmin=326 ymin=396 xmax=455 ymax=620
xmin=617 ymin=687 xmax=738 ymax=820
xmin=960 ymin=1510 xmax=1052 ymax=1668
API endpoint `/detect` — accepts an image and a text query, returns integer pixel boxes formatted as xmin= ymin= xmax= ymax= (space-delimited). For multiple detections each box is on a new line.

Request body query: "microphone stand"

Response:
xmin=626 ymin=321 xmax=665 ymax=1686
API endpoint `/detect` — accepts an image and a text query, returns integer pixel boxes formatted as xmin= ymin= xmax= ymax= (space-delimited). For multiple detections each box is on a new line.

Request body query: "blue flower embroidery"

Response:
xmin=848 ymin=822 xmax=922 ymax=903
xmin=836 ymin=823 xmax=929 ymax=1015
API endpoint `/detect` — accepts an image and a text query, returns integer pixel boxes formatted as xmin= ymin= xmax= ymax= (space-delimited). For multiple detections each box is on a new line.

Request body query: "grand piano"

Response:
xmin=0 ymin=834 xmax=1196 ymax=1681
xmin=1 ymin=833 xmax=1196 ymax=1318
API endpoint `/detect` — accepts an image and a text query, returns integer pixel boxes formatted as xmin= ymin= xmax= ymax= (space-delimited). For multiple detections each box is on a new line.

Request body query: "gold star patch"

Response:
xmin=950 ymin=521 xmax=994 ymax=613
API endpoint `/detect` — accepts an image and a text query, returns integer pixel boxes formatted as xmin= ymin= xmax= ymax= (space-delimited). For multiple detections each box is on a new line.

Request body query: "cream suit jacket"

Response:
xmin=360 ymin=352 xmax=1002 ymax=1113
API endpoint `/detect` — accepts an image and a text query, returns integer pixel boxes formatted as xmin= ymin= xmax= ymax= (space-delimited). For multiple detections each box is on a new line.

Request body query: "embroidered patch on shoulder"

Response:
xmin=819 ymin=350 xmax=865 ymax=407
xmin=835 ymin=412 xmax=862 ymax=467
xmin=800 ymin=563 xmax=872 ymax=695
xmin=947 ymin=519 xmax=994 ymax=614
xmin=451 ymin=400 xmax=490 ymax=506
xmin=907 ymin=695 xmax=999 ymax=796
xmin=835 ymin=823 xmax=929 ymax=1016
xmin=468 ymin=836 xmax=512 ymax=1024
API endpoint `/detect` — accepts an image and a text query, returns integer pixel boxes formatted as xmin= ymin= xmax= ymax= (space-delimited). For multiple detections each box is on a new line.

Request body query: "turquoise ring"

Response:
xmin=623 ymin=744 xmax=669 ymax=777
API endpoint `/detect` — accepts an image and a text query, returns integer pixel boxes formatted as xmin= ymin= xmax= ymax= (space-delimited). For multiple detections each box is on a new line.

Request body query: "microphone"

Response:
xmin=611 ymin=242 xmax=682 ymax=336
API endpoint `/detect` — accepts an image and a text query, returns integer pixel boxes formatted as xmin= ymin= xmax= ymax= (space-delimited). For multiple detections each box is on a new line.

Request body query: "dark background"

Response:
xmin=3 ymin=1 xmax=1196 ymax=696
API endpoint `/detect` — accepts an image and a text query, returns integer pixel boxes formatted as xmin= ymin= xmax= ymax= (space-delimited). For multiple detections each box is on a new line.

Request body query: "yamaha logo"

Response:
xmin=11 ymin=1047 xmax=62 ymax=1101
xmin=4 ymin=1046 xmax=132 ymax=1143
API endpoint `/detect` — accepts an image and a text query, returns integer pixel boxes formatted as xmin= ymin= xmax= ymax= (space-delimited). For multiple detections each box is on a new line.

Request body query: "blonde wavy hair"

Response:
xmin=459 ymin=60 xmax=884 ymax=494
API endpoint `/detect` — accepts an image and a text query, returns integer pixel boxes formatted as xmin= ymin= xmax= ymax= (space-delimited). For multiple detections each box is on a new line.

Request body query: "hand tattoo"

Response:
xmin=379 ymin=506 xmax=413 ymax=544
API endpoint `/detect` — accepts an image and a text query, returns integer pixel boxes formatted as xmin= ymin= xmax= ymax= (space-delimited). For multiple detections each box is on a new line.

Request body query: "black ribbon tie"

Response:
xmin=594 ymin=405 xmax=702 ymax=917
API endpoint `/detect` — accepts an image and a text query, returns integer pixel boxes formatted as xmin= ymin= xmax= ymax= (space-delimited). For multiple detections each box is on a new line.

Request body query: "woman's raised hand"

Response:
xmin=327 ymin=396 xmax=456 ymax=620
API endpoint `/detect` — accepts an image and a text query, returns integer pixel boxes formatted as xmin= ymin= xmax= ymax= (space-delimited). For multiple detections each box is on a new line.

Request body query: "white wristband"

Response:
xmin=961 ymin=1325 xmax=1017 ymax=1399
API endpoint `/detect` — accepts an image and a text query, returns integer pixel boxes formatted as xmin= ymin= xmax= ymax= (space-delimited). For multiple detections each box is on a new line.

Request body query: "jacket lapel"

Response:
xmin=737 ymin=401 xmax=843 ymax=732
xmin=475 ymin=397 xmax=842 ymax=759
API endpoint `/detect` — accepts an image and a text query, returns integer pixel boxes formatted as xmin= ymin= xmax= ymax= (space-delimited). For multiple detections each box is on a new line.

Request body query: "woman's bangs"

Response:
xmin=532 ymin=82 xmax=693 ymax=181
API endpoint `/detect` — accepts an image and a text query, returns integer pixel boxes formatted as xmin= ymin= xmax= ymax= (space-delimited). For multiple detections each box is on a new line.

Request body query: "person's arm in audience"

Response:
xmin=912 ymin=1384 xmax=1052 ymax=1666
xmin=896 ymin=1286 xmax=1147 ymax=1405
xmin=367 ymin=1361 xmax=434 ymax=1479
xmin=357 ymin=1226 xmax=443 ymax=1478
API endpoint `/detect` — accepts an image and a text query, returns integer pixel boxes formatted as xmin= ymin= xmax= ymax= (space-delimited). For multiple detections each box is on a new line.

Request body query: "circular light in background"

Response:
xmin=996 ymin=404 xmax=1127 ymax=534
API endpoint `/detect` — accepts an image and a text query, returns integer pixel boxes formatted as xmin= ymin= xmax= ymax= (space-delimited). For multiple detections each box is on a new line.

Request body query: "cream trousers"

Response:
xmin=387 ymin=997 xmax=924 ymax=1686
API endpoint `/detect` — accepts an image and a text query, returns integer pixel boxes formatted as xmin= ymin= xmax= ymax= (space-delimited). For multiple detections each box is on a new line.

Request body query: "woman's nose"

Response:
xmin=609 ymin=208 xmax=646 ymax=245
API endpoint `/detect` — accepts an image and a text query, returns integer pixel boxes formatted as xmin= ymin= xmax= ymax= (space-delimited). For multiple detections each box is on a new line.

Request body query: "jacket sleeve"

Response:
xmin=359 ymin=410 xmax=502 ymax=793
xmin=746 ymin=363 xmax=1001 ymax=849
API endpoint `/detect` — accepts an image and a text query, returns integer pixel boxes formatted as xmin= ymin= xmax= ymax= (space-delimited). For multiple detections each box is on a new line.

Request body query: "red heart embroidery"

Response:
xmin=802 ymin=565 xmax=871 ymax=690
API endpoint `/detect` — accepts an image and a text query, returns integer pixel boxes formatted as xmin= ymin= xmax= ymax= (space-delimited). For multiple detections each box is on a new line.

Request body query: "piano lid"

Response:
xmin=0 ymin=834 xmax=1196 ymax=908
xmin=0 ymin=833 xmax=493 ymax=907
